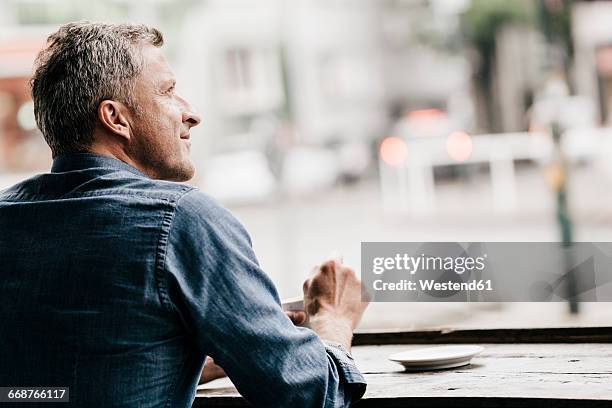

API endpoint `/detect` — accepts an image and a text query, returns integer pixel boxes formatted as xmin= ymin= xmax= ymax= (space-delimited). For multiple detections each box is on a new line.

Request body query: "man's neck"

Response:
xmin=87 ymin=142 xmax=149 ymax=178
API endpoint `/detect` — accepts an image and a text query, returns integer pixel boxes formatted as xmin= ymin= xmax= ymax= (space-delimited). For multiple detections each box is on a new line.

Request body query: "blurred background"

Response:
xmin=1 ymin=0 xmax=612 ymax=331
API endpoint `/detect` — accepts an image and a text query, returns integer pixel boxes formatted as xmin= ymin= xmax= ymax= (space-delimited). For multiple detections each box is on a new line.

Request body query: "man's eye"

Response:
xmin=166 ymin=87 xmax=175 ymax=94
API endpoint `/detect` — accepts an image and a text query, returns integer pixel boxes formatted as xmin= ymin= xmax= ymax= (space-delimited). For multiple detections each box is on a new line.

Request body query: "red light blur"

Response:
xmin=446 ymin=131 xmax=472 ymax=162
xmin=405 ymin=108 xmax=445 ymax=120
xmin=380 ymin=137 xmax=408 ymax=167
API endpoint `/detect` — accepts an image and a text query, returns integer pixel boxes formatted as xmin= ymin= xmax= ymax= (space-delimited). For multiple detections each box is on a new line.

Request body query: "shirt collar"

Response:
xmin=51 ymin=153 xmax=148 ymax=178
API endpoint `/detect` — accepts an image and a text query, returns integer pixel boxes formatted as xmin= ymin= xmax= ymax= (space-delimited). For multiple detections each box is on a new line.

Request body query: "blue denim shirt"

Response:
xmin=0 ymin=153 xmax=366 ymax=407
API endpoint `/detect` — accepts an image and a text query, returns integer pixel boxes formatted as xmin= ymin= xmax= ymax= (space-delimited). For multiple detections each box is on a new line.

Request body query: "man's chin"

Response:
xmin=156 ymin=161 xmax=195 ymax=182
xmin=170 ymin=167 xmax=195 ymax=182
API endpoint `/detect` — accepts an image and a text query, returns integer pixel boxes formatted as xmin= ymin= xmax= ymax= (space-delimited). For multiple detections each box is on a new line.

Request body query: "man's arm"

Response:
xmin=163 ymin=190 xmax=367 ymax=407
xmin=198 ymin=311 xmax=308 ymax=385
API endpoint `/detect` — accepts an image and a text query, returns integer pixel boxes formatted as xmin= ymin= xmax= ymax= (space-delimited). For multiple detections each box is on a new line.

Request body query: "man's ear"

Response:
xmin=98 ymin=100 xmax=132 ymax=141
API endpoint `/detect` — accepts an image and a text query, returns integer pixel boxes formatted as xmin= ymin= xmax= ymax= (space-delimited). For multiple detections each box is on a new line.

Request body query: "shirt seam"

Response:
xmin=164 ymin=349 xmax=191 ymax=408
xmin=153 ymin=185 xmax=197 ymax=313
xmin=0 ymin=190 xmax=181 ymax=202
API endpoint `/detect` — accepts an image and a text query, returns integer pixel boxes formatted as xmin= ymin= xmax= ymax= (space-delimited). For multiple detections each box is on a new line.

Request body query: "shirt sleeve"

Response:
xmin=162 ymin=189 xmax=366 ymax=407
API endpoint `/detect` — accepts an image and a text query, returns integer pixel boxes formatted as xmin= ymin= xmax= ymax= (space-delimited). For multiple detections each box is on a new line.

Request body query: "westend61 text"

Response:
xmin=373 ymin=279 xmax=493 ymax=292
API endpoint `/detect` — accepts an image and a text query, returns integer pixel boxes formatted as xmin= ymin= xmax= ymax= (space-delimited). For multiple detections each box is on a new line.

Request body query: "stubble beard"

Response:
xmin=128 ymin=112 xmax=195 ymax=182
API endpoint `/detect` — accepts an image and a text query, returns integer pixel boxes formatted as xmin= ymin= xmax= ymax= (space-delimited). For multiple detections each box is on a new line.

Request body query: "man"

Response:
xmin=0 ymin=22 xmax=368 ymax=407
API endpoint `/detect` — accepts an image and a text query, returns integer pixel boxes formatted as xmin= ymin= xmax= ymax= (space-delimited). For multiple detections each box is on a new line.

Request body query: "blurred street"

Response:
xmin=229 ymin=162 xmax=612 ymax=330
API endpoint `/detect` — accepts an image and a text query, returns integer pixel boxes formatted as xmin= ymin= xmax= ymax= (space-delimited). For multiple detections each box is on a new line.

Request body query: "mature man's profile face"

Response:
xmin=127 ymin=44 xmax=201 ymax=182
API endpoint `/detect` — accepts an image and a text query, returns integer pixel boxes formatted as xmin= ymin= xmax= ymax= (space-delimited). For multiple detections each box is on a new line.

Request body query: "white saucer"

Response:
xmin=388 ymin=345 xmax=484 ymax=371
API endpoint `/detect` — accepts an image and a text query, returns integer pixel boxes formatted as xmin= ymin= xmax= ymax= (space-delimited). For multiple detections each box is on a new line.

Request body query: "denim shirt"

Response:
xmin=0 ymin=153 xmax=366 ymax=407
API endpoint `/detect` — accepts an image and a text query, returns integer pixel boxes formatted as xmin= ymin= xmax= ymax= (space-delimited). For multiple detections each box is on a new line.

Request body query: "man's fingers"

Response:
xmin=303 ymin=277 xmax=311 ymax=294
xmin=320 ymin=260 xmax=336 ymax=275
xmin=286 ymin=311 xmax=307 ymax=325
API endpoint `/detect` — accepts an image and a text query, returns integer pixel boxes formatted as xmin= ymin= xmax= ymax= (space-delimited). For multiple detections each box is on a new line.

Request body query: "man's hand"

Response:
xmin=285 ymin=310 xmax=307 ymax=326
xmin=302 ymin=258 xmax=369 ymax=351
xmin=199 ymin=356 xmax=226 ymax=384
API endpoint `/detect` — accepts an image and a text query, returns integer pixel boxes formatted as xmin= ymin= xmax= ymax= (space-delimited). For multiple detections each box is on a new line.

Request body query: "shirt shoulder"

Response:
xmin=172 ymin=188 xmax=252 ymax=246
xmin=161 ymin=187 xmax=263 ymax=315
xmin=0 ymin=168 xmax=194 ymax=203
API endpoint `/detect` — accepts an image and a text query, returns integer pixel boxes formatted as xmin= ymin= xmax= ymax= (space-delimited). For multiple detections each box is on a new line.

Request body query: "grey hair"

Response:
xmin=30 ymin=21 xmax=163 ymax=157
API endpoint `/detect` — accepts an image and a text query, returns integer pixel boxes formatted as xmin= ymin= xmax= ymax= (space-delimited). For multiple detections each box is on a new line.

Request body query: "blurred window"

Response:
xmin=218 ymin=47 xmax=284 ymax=115
xmin=225 ymin=48 xmax=252 ymax=94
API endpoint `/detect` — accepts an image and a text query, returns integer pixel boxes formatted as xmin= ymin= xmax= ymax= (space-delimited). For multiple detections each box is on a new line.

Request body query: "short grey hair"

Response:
xmin=30 ymin=21 xmax=163 ymax=157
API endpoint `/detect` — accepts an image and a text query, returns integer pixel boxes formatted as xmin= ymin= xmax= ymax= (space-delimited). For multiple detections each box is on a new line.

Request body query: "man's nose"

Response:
xmin=183 ymin=110 xmax=201 ymax=128
xmin=179 ymin=95 xmax=201 ymax=128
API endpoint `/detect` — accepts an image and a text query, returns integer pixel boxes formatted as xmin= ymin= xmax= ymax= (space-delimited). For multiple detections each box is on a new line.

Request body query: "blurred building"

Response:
xmin=1 ymin=0 xmax=610 ymax=193
xmin=0 ymin=0 xmax=486 ymax=176
xmin=0 ymin=23 xmax=51 ymax=172
xmin=175 ymin=0 xmax=387 ymax=158
xmin=171 ymin=0 xmax=479 ymax=199
xmin=573 ymin=1 xmax=612 ymax=125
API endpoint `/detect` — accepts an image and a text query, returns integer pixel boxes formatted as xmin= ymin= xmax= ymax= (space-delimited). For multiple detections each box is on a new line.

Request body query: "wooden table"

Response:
xmin=195 ymin=328 xmax=612 ymax=407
